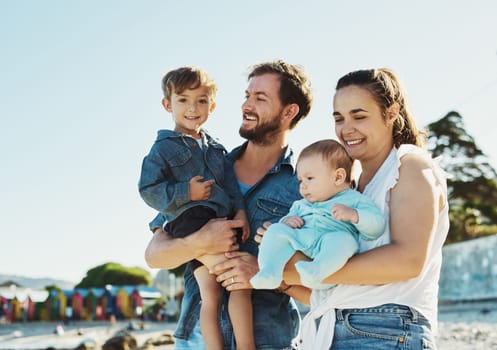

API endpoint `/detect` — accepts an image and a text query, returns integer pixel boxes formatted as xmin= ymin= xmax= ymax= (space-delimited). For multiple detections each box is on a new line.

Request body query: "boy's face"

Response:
xmin=297 ymin=154 xmax=343 ymax=203
xmin=162 ymin=86 xmax=216 ymax=138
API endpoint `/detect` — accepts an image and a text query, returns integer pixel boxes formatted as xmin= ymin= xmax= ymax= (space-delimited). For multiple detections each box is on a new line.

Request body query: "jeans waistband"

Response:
xmin=335 ymin=303 xmax=425 ymax=324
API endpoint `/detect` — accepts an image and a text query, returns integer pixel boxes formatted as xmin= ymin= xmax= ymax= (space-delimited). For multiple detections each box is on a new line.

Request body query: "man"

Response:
xmin=145 ymin=60 xmax=313 ymax=349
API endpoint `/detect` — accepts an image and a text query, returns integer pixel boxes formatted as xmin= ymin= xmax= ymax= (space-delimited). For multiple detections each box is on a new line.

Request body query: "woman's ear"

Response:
xmin=386 ymin=102 xmax=400 ymax=123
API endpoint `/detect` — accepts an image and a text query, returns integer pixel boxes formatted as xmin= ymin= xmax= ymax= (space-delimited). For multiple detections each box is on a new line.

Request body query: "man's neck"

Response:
xmin=235 ymin=134 xmax=289 ymax=186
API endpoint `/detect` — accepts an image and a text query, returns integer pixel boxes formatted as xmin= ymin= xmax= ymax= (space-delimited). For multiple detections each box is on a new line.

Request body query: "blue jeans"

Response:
xmin=331 ymin=304 xmax=436 ymax=350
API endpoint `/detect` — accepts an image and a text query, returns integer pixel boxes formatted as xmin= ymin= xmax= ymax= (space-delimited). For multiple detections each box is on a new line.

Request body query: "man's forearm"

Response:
xmin=145 ymin=229 xmax=199 ymax=269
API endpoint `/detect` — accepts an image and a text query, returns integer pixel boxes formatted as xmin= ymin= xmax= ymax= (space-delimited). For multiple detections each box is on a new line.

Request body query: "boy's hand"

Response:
xmin=331 ymin=203 xmax=358 ymax=223
xmin=233 ymin=209 xmax=250 ymax=242
xmin=189 ymin=175 xmax=215 ymax=201
xmin=281 ymin=215 xmax=304 ymax=228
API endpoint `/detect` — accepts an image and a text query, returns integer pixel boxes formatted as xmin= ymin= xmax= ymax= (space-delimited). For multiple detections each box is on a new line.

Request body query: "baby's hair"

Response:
xmin=298 ymin=139 xmax=353 ymax=183
xmin=161 ymin=66 xmax=217 ymax=101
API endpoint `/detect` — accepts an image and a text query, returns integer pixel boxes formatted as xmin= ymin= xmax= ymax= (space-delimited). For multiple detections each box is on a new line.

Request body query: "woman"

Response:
xmin=306 ymin=68 xmax=448 ymax=349
xmin=221 ymin=68 xmax=449 ymax=349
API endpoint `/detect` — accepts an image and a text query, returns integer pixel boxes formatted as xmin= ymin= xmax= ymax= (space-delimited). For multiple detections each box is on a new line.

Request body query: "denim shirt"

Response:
xmin=138 ymin=129 xmax=245 ymax=223
xmin=151 ymin=142 xmax=302 ymax=349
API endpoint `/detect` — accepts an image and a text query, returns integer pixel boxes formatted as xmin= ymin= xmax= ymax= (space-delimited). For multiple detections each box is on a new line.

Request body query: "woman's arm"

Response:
xmin=144 ymin=218 xmax=243 ymax=269
xmin=283 ymin=154 xmax=444 ymax=285
xmin=320 ymin=154 xmax=442 ymax=284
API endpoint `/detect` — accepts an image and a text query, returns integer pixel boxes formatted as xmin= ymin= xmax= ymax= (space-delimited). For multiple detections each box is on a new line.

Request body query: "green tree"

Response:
xmin=75 ymin=262 xmax=152 ymax=288
xmin=44 ymin=284 xmax=61 ymax=293
xmin=426 ymin=111 xmax=497 ymax=243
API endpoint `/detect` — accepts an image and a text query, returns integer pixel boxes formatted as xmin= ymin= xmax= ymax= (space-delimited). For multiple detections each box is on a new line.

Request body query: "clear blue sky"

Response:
xmin=1 ymin=1 xmax=496 ymax=284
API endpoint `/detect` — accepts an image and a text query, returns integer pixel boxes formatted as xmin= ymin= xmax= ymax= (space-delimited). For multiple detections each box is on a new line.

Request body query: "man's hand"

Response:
xmin=189 ymin=175 xmax=215 ymax=201
xmin=145 ymin=218 xmax=244 ymax=269
xmin=211 ymin=251 xmax=259 ymax=291
xmin=196 ymin=218 xmax=243 ymax=256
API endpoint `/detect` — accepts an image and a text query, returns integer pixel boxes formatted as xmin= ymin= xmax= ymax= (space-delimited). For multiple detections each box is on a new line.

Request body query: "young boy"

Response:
xmin=139 ymin=66 xmax=255 ymax=350
xmin=250 ymin=139 xmax=386 ymax=290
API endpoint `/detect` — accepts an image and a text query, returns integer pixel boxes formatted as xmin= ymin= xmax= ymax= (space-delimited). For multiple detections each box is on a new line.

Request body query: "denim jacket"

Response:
xmin=138 ymin=129 xmax=245 ymax=222
xmin=150 ymin=142 xmax=302 ymax=349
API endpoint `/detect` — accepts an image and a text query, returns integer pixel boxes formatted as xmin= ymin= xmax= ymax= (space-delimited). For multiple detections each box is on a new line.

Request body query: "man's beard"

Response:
xmin=239 ymin=112 xmax=282 ymax=145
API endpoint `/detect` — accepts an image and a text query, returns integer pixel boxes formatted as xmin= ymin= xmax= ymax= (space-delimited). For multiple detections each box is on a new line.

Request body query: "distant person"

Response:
xmin=138 ymin=66 xmax=253 ymax=350
xmin=250 ymin=139 xmax=385 ymax=290
xmin=144 ymin=60 xmax=314 ymax=349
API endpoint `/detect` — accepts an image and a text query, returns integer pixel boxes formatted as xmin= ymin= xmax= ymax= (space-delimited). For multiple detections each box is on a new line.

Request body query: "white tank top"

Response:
xmin=298 ymin=145 xmax=449 ymax=350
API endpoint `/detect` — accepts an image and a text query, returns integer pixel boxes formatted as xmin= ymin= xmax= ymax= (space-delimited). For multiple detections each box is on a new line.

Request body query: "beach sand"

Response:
xmin=0 ymin=320 xmax=176 ymax=350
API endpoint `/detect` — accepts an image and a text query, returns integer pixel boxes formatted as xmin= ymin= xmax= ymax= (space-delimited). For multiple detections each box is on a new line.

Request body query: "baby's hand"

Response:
xmin=281 ymin=215 xmax=304 ymax=228
xmin=233 ymin=209 xmax=250 ymax=242
xmin=331 ymin=203 xmax=358 ymax=223
xmin=189 ymin=175 xmax=215 ymax=201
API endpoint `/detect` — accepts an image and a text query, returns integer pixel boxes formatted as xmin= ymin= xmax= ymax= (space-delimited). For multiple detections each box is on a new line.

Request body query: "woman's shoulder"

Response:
xmin=396 ymin=145 xmax=447 ymax=188
xmin=397 ymin=145 xmax=436 ymax=169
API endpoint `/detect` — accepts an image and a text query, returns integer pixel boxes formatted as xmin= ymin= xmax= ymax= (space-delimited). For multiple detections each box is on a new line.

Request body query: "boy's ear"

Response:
xmin=334 ymin=168 xmax=347 ymax=185
xmin=209 ymin=101 xmax=216 ymax=114
xmin=162 ymin=98 xmax=172 ymax=112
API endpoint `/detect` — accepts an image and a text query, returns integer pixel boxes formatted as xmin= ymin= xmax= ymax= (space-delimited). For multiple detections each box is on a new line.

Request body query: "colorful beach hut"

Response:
xmin=71 ymin=288 xmax=89 ymax=320
xmin=47 ymin=289 xmax=68 ymax=320
xmin=85 ymin=288 xmax=104 ymax=320
xmin=115 ymin=286 xmax=135 ymax=319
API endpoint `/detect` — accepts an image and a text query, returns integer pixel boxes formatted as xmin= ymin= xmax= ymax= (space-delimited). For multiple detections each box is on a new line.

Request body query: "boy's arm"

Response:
xmin=223 ymin=158 xmax=250 ymax=240
xmin=138 ymin=146 xmax=190 ymax=215
xmin=149 ymin=213 xmax=166 ymax=233
xmin=223 ymin=157 xmax=245 ymax=212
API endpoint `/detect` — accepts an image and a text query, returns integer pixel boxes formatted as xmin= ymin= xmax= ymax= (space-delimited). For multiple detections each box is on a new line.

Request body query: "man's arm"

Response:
xmin=145 ymin=218 xmax=244 ymax=269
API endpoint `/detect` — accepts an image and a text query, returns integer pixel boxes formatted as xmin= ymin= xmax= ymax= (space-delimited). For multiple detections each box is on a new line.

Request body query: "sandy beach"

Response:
xmin=0 ymin=320 xmax=176 ymax=350
xmin=1 ymin=302 xmax=497 ymax=349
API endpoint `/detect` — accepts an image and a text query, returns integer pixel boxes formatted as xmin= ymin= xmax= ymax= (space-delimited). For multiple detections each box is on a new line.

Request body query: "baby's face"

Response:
xmin=296 ymin=154 xmax=343 ymax=203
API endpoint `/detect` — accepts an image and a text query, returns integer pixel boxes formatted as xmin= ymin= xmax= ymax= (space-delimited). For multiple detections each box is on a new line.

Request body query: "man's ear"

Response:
xmin=282 ymin=103 xmax=300 ymax=122
xmin=162 ymin=98 xmax=172 ymax=112
xmin=334 ymin=168 xmax=347 ymax=185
